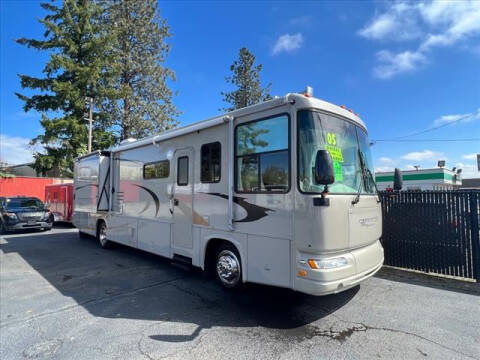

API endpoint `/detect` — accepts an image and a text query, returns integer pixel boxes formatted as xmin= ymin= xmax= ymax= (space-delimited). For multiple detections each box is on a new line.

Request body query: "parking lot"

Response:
xmin=1 ymin=226 xmax=479 ymax=360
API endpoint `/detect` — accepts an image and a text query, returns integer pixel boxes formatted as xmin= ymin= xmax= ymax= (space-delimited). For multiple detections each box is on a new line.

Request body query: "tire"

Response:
xmin=0 ymin=221 xmax=7 ymax=235
xmin=96 ymin=221 xmax=112 ymax=249
xmin=215 ymin=243 xmax=243 ymax=290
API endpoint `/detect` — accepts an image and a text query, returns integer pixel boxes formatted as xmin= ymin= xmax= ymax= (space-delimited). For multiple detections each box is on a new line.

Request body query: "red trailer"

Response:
xmin=45 ymin=183 xmax=74 ymax=222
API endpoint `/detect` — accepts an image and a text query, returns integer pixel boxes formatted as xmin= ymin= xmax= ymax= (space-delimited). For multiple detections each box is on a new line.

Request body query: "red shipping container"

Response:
xmin=0 ymin=177 xmax=54 ymax=201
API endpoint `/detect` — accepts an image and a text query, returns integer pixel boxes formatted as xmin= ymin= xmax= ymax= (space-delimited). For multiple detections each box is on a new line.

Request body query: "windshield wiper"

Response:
xmin=352 ymin=149 xmax=367 ymax=205
xmin=366 ymin=168 xmax=381 ymax=203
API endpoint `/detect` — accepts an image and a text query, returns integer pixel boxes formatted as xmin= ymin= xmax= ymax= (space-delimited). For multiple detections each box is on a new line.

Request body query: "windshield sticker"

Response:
xmin=327 ymin=132 xmax=337 ymax=146
xmin=333 ymin=161 xmax=343 ymax=182
xmin=326 ymin=145 xmax=344 ymax=162
xmin=325 ymin=132 xmax=344 ymax=162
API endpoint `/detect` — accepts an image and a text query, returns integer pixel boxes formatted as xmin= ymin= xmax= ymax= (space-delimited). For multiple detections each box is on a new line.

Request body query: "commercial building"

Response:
xmin=375 ymin=168 xmax=462 ymax=191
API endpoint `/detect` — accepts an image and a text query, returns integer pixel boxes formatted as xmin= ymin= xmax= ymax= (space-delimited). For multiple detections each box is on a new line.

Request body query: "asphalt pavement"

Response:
xmin=1 ymin=226 xmax=479 ymax=359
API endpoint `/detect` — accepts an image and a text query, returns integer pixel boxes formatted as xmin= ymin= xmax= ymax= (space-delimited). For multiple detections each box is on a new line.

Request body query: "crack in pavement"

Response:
xmin=1 ymin=276 xmax=186 ymax=328
xmin=302 ymin=302 xmax=478 ymax=359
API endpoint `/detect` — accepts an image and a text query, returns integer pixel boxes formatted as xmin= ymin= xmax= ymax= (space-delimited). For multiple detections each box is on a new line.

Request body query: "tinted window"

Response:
xmin=201 ymin=142 xmax=221 ymax=183
xmin=5 ymin=198 xmax=44 ymax=210
xmin=76 ymin=157 xmax=98 ymax=181
xmin=177 ymin=156 xmax=189 ymax=186
xmin=237 ymin=156 xmax=259 ymax=192
xmin=144 ymin=160 xmax=169 ymax=179
xmin=236 ymin=115 xmax=288 ymax=155
xmin=260 ymin=151 xmax=289 ymax=192
xmin=235 ymin=114 xmax=289 ymax=193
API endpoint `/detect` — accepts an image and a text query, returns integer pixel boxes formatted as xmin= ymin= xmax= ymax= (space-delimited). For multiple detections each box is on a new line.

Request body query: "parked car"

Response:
xmin=0 ymin=196 xmax=53 ymax=234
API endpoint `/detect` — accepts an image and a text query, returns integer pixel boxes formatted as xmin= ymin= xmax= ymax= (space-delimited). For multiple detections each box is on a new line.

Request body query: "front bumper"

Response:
xmin=4 ymin=221 xmax=53 ymax=232
xmin=294 ymin=240 xmax=384 ymax=296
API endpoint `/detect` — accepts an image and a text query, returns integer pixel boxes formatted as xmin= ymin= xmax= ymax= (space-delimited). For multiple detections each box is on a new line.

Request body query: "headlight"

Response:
xmin=307 ymin=257 xmax=348 ymax=270
xmin=3 ymin=212 xmax=18 ymax=220
xmin=43 ymin=212 xmax=51 ymax=221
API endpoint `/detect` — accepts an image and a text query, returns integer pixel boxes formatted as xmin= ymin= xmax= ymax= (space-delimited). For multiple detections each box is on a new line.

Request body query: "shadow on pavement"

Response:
xmin=1 ymin=230 xmax=359 ymax=342
xmin=375 ymin=266 xmax=480 ymax=296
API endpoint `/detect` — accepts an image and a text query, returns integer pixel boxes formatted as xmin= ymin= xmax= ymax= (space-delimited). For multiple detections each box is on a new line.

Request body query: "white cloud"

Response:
xmin=419 ymin=0 xmax=480 ymax=51
xmin=374 ymin=49 xmax=426 ymax=79
xmin=401 ymin=149 xmax=443 ymax=161
xmin=433 ymin=108 xmax=480 ymax=126
xmin=0 ymin=134 xmax=36 ymax=165
xmin=358 ymin=2 xmax=422 ymax=41
xmin=272 ymin=33 xmax=303 ymax=55
xmin=359 ymin=0 xmax=480 ymax=78
xmin=462 ymin=153 xmax=478 ymax=160
xmin=375 ymin=166 xmax=394 ymax=172
xmin=378 ymin=156 xmax=395 ymax=164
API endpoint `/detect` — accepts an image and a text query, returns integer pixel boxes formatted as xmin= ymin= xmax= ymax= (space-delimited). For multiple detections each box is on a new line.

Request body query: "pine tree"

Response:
xmin=105 ymin=0 xmax=179 ymax=140
xmin=221 ymin=47 xmax=272 ymax=112
xmin=16 ymin=0 xmax=116 ymax=176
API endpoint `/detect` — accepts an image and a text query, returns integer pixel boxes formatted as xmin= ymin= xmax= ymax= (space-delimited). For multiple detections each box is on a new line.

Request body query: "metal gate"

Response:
xmin=379 ymin=190 xmax=480 ymax=281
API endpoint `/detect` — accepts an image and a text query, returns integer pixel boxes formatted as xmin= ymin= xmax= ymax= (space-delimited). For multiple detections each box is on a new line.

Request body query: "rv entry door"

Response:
xmin=172 ymin=148 xmax=194 ymax=251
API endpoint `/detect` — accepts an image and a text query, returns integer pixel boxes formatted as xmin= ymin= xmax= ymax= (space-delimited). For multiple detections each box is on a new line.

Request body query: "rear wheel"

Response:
xmin=96 ymin=221 xmax=112 ymax=249
xmin=215 ymin=244 xmax=242 ymax=290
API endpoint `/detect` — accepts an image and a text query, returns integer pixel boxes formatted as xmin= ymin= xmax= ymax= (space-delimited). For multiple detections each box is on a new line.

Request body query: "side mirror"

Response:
xmin=314 ymin=150 xmax=335 ymax=185
xmin=393 ymin=168 xmax=403 ymax=191
xmin=44 ymin=202 xmax=51 ymax=210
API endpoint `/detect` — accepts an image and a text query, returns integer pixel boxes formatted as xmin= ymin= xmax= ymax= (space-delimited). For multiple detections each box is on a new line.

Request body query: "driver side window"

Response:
xmin=235 ymin=114 xmax=290 ymax=193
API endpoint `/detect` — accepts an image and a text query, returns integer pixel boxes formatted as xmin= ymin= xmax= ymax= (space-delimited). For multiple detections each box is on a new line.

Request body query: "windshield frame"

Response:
xmin=296 ymin=108 xmax=376 ymax=196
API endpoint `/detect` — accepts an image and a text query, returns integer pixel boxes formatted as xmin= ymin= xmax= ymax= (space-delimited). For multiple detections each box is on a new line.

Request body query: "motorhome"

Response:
xmin=72 ymin=89 xmax=383 ymax=296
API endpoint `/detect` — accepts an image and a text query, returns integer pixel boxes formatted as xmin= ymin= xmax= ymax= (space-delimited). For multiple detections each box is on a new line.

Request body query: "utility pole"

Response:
xmin=85 ymin=97 xmax=94 ymax=153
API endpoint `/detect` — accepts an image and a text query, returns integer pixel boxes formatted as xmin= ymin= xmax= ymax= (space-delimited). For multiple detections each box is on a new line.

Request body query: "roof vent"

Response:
xmin=120 ymin=138 xmax=137 ymax=145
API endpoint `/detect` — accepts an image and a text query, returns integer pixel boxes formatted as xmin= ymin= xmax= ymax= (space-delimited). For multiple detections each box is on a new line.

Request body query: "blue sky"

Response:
xmin=1 ymin=0 xmax=479 ymax=177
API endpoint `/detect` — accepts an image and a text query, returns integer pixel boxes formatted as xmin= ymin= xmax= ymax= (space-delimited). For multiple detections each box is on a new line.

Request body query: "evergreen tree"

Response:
xmin=221 ymin=47 xmax=272 ymax=112
xmin=105 ymin=0 xmax=179 ymax=140
xmin=16 ymin=0 xmax=116 ymax=176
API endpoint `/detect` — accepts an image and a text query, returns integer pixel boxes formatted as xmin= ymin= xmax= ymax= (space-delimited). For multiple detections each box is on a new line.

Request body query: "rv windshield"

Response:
xmin=298 ymin=110 xmax=376 ymax=194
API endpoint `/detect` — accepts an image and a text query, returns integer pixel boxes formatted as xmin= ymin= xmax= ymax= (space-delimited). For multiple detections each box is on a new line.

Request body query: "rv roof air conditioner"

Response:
xmin=120 ymin=138 xmax=137 ymax=145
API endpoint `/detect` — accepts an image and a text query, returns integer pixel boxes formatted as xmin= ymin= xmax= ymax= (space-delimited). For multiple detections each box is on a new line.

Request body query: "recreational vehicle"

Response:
xmin=72 ymin=89 xmax=384 ymax=296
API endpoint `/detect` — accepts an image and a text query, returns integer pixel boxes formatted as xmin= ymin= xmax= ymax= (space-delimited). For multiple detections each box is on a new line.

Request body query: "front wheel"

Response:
xmin=0 ymin=222 xmax=7 ymax=235
xmin=215 ymin=244 xmax=243 ymax=290
xmin=97 ymin=221 xmax=112 ymax=249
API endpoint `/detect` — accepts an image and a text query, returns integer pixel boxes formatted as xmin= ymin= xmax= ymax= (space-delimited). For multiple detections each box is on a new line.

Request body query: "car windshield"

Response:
xmin=298 ymin=110 xmax=376 ymax=194
xmin=5 ymin=198 xmax=45 ymax=211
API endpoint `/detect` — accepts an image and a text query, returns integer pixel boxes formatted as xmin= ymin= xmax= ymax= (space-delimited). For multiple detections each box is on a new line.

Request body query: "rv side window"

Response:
xmin=235 ymin=114 xmax=290 ymax=193
xmin=76 ymin=157 xmax=99 ymax=181
xmin=143 ymin=160 xmax=169 ymax=179
xmin=201 ymin=142 xmax=221 ymax=183
xmin=177 ymin=156 xmax=189 ymax=186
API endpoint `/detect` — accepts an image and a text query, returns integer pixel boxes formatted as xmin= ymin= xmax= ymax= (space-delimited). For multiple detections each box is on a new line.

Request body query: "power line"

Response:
xmin=377 ymin=112 xmax=477 ymax=141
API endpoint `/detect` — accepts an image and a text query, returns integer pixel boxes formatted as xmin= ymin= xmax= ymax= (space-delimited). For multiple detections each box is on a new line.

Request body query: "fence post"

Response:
xmin=470 ymin=192 xmax=480 ymax=282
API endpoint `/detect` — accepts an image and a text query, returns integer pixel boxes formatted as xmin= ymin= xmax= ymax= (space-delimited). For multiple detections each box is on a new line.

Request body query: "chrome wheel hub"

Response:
xmin=99 ymin=225 xmax=107 ymax=245
xmin=216 ymin=250 xmax=240 ymax=286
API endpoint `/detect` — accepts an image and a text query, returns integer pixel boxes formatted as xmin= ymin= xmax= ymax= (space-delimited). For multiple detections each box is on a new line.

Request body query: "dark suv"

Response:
xmin=0 ymin=196 xmax=53 ymax=234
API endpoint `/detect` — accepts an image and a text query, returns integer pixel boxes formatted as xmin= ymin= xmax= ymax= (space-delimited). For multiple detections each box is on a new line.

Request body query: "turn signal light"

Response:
xmin=298 ymin=270 xmax=307 ymax=277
